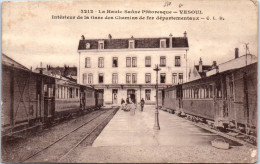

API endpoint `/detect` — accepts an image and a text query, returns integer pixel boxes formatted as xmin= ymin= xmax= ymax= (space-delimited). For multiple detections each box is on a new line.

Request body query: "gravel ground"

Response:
xmin=1 ymin=108 xmax=117 ymax=163
xmin=68 ymin=145 xmax=257 ymax=163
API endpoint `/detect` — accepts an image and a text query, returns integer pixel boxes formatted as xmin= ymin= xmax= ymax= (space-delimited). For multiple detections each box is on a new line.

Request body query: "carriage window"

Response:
xmin=145 ymin=89 xmax=151 ymax=100
xmin=49 ymin=87 xmax=54 ymax=97
xmin=44 ymin=85 xmax=48 ymax=96
xmin=205 ymin=86 xmax=209 ymax=98
xmin=209 ymin=85 xmax=213 ymax=98
xmin=229 ymin=75 xmax=234 ymax=98
xmin=56 ymin=85 xmax=59 ymax=98
xmin=216 ymin=84 xmax=222 ymax=98
xmin=194 ymin=88 xmax=199 ymax=99
xmin=76 ymin=89 xmax=79 ymax=98
xmin=69 ymin=88 xmax=73 ymax=98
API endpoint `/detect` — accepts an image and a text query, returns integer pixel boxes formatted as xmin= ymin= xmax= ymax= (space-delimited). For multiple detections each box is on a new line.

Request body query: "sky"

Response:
xmin=2 ymin=0 xmax=258 ymax=69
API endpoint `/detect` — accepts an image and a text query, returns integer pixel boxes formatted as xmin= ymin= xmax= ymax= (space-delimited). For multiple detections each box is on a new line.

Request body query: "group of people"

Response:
xmin=121 ymin=96 xmax=145 ymax=114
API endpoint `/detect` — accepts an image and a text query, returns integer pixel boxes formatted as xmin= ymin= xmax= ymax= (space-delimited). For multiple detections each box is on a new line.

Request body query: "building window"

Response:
xmin=132 ymin=57 xmax=137 ymax=67
xmin=112 ymin=73 xmax=118 ymax=84
xmin=129 ymin=40 xmax=135 ymax=49
xmin=85 ymin=57 xmax=91 ymax=68
xmin=83 ymin=73 xmax=87 ymax=84
xmin=172 ymin=73 xmax=177 ymax=84
xmin=179 ymin=73 xmax=183 ymax=84
xmin=145 ymin=56 xmax=151 ymax=67
xmin=99 ymin=73 xmax=104 ymax=83
xmin=160 ymin=56 xmax=166 ymax=67
xmin=132 ymin=73 xmax=137 ymax=83
xmin=126 ymin=57 xmax=131 ymax=67
xmin=160 ymin=39 xmax=166 ymax=48
xmin=98 ymin=57 xmax=104 ymax=68
xmin=160 ymin=73 xmax=166 ymax=83
xmin=145 ymin=89 xmax=151 ymax=100
xmin=126 ymin=73 xmax=131 ymax=83
xmin=175 ymin=56 xmax=181 ymax=67
xmin=98 ymin=41 xmax=104 ymax=49
xmin=88 ymin=73 xmax=93 ymax=84
xmin=145 ymin=73 xmax=151 ymax=83
xmin=112 ymin=57 xmax=118 ymax=67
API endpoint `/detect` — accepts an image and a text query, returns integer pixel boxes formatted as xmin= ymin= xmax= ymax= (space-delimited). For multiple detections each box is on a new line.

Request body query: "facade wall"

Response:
xmin=78 ymin=48 xmax=188 ymax=105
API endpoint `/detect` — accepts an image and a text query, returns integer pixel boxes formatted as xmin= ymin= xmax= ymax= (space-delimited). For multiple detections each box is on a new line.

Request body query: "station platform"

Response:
xmin=93 ymin=105 xmax=217 ymax=147
xmin=73 ymin=106 xmax=256 ymax=163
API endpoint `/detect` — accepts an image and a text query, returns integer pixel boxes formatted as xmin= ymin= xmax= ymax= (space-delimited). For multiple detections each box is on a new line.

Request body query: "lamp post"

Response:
xmin=153 ymin=64 xmax=161 ymax=130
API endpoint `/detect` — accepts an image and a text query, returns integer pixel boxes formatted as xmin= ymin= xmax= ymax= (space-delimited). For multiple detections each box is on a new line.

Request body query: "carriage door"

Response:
xmin=112 ymin=89 xmax=118 ymax=104
xmin=44 ymin=84 xmax=55 ymax=121
xmin=222 ymin=76 xmax=229 ymax=119
xmin=227 ymin=74 xmax=234 ymax=124
xmin=214 ymin=76 xmax=228 ymax=127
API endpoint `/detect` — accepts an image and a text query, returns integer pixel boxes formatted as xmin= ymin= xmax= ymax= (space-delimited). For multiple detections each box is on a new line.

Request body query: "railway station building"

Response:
xmin=77 ymin=33 xmax=189 ymax=105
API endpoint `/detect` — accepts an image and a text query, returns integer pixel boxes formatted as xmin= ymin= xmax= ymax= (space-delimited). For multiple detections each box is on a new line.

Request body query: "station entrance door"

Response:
xmin=112 ymin=89 xmax=118 ymax=105
xmin=127 ymin=89 xmax=136 ymax=104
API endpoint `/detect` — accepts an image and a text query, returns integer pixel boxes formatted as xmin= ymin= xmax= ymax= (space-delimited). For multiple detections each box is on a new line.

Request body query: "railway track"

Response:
xmin=161 ymin=109 xmax=257 ymax=147
xmin=22 ymin=108 xmax=118 ymax=163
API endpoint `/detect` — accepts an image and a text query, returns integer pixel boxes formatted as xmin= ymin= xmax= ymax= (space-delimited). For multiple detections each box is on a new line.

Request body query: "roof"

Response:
xmin=2 ymin=53 xmax=30 ymax=71
xmin=78 ymin=37 xmax=189 ymax=50
xmin=194 ymin=65 xmax=212 ymax=77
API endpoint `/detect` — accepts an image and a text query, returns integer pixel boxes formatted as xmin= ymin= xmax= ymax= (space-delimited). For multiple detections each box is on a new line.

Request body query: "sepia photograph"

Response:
xmin=1 ymin=0 xmax=258 ymax=163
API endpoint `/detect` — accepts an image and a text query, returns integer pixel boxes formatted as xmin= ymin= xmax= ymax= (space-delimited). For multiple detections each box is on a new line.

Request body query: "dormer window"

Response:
xmin=98 ymin=40 xmax=104 ymax=49
xmin=160 ymin=39 xmax=166 ymax=48
xmin=129 ymin=40 xmax=135 ymax=49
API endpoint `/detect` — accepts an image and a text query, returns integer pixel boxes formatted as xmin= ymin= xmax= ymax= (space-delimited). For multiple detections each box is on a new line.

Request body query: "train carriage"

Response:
xmin=1 ymin=55 xmax=47 ymax=136
xmin=163 ymin=62 xmax=257 ymax=134
xmin=53 ymin=78 xmax=81 ymax=118
xmin=80 ymin=86 xmax=96 ymax=111
xmin=1 ymin=54 xmax=104 ymax=137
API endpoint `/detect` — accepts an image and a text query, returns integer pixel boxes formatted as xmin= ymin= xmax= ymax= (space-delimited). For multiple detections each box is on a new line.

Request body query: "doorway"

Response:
xmin=112 ymin=89 xmax=118 ymax=104
xmin=127 ymin=89 xmax=136 ymax=104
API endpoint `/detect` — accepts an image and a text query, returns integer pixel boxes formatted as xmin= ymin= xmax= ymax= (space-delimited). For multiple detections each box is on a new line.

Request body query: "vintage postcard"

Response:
xmin=1 ymin=0 xmax=258 ymax=163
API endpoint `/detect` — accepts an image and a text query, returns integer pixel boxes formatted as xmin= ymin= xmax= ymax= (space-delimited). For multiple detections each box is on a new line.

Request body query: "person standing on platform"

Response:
xmin=140 ymin=98 xmax=145 ymax=112
xmin=121 ymin=98 xmax=125 ymax=110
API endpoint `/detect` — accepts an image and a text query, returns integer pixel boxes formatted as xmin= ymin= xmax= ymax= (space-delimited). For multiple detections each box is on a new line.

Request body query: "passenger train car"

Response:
xmin=1 ymin=54 xmax=103 ymax=137
xmin=163 ymin=63 xmax=257 ymax=135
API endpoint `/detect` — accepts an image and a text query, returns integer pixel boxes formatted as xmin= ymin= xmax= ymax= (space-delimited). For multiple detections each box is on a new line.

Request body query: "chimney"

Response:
xmin=184 ymin=31 xmax=187 ymax=38
xmin=108 ymin=34 xmax=112 ymax=39
xmin=235 ymin=48 xmax=239 ymax=59
xmin=212 ymin=61 xmax=217 ymax=69
xmin=81 ymin=35 xmax=85 ymax=40
xmin=199 ymin=58 xmax=203 ymax=73
xmin=169 ymin=33 xmax=173 ymax=48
